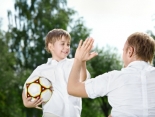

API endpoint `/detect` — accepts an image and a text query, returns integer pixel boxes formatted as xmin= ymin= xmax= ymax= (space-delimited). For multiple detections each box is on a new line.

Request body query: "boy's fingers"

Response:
xmin=32 ymin=97 xmax=40 ymax=105
xmin=84 ymin=38 xmax=93 ymax=49
xmin=39 ymin=100 xmax=43 ymax=105
xmin=82 ymin=38 xmax=89 ymax=46
xmin=78 ymin=40 xmax=83 ymax=48
xmin=35 ymin=98 xmax=43 ymax=108
xmin=34 ymin=98 xmax=42 ymax=104
xmin=89 ymin=52 xmax=98 ymax=59
xmin=87 ymin=39 xmax=94 ymax=50
xmin=36 ymin=106 xmax=42 ymax=110
xmin=83 ymin=38 xmax=91 ymax=47
xmin=84 ymin=39 xmax=94 ymax=53
xmin=27 ymin=97 xmax=32 ymax=101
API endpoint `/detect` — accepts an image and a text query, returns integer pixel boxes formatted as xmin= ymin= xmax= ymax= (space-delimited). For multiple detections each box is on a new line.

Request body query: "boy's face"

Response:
xmin=49 ymin=36 xmax=70 ymax=61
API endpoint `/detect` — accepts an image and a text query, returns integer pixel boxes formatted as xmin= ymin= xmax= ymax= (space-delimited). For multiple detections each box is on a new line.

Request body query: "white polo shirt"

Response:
xmin=85 ymin=61 xmax=155 ymax=117
xmin=24 ymin=58 xmax=90 ymax=117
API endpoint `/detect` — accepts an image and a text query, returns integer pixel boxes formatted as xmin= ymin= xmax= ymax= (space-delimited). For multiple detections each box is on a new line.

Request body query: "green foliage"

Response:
xmin=81 ymin=46 xmax=122 ymax=117
xmin=1 ymin=0 xmax=124 ymax=116
xmin=146 ymin=30 xmax=155 ymax=66
xmin=0 ymin=29 xmax=24 ymax=117
xmin=4 ymin=0 xmax=91 ymax=117
xmin=87 ymin=46 xmax=122 ymax=77
xmin=6 ymin=0 xmax=76 ymax=70
xmin=1 ymin=0 xmax=123 ymax=115
xmin=69 ymin=18 xmax=91 ymax=58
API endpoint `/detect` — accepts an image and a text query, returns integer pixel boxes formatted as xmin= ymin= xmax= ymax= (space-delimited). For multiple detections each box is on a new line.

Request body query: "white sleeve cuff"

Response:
xmin=85 ymin=79 xmax=96 ymax=99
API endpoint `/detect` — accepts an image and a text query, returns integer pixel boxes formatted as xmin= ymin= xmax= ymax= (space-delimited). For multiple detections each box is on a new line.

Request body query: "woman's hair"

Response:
xmin=127 ymin=32 xmax=155 ymax=64
xmin=45 ymin=29 xmax=71 ymax=53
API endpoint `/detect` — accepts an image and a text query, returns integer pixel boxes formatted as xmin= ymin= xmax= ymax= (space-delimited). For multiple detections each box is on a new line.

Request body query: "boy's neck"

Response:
xmin=52 ymin=58 xmax=66 ymax=62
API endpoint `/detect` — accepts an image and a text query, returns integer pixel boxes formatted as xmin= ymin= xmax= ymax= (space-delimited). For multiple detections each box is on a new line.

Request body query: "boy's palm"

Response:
xmin=75 ymin=38 xmax=98 ymax=61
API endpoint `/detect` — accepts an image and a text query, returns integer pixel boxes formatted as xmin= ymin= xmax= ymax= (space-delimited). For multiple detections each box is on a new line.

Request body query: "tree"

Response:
xmin=3 ymin=0 xmax=155 ymax=116
xmin=6 ymin=0 xmax=76 ymax=70
xmin=0 ymin=20 xmax=25 ymax=117
xmin=69 ymin=18 xmax=91 ymax=58
xmin=81 ymin=46 xmax=122 ymax=117
xmin=5 ymin=0 xmax=91 ymax=117
xmin=146 ymin=30 xmax=155 ymax=66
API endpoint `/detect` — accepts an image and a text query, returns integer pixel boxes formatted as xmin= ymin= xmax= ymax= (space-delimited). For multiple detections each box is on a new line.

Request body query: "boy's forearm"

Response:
xmin=80 ymin=61 xmax=87 ymax=82
xmin=68 ymin=59 xmax=88 ymax=97
xmin=22 ymin=90 xmax=27 ymax=107
xmin=69 ymin=58 xmax=82 ymax=85
xmin=22 ymin=90 xmax=31 ymax=108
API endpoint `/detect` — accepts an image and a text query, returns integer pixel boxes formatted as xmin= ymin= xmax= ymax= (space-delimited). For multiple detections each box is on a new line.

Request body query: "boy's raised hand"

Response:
xmin=75 ymin=37 xmax=98 ymax=61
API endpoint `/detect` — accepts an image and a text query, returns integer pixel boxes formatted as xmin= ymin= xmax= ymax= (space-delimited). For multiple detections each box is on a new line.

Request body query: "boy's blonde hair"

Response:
xmin=45 ymin=29 xmax=71 ymax=53
xmin=127 ymin=32 xmax=155 ymax=64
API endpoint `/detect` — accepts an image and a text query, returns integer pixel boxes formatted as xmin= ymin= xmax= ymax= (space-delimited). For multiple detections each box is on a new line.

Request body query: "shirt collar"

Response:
xmin=46 ymin=58 xmax=67 ymax=65
xmin=127 ymin=61 xmax=149 ymax=69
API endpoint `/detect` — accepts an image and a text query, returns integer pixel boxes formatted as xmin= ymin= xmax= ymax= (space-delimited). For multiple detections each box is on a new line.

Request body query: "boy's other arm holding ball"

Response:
xmin=22 ymin=88 xmax=43 ymax=108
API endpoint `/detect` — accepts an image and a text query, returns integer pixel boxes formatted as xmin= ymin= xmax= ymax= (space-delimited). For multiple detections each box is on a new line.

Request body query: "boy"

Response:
xmin=22 ymin=29 xmax=90 ymax=117
xmin=68 ymin=32 xmax=155 ymax=116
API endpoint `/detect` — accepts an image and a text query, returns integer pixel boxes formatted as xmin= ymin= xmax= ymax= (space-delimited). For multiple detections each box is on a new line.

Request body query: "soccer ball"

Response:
xmin=25 ymin=76 xmax=53 ymax=102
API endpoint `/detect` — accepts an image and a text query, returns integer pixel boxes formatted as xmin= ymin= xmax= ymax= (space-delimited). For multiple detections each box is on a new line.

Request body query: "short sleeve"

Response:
xmin=85 ymin=73 xmax=109 ymax=99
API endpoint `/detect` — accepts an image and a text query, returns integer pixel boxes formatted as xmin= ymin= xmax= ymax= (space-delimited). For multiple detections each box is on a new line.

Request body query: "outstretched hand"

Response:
xmin=75 ymin=37 xmax=98 ymax=61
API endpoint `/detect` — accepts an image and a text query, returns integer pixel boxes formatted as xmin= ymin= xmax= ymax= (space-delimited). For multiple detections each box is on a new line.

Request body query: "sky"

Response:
xmin=67 ymin=0 xmax=155 ymax=53
xmin=0 ymin=0 xmax=155 ymax=54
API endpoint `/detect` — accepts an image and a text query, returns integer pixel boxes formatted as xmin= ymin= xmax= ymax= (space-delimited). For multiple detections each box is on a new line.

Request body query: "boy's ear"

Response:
xmin=48 ymin=43 xmax=53 ymax=52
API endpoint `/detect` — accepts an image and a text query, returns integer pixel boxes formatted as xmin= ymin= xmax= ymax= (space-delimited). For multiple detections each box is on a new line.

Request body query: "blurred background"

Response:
xmin=0 ymin=0 xmax=155 ymax=117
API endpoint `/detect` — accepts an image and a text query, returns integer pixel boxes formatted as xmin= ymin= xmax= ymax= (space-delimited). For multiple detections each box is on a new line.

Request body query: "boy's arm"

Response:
xmin=22 ymin=89 xmax=43 ymax=109
xmin=80 ymin=61 xmax=87 ymax=82
xmin=68 ymin=59 xmax=88 ymax=97
xmin=68 ymin=38 xmax=97 ymax=97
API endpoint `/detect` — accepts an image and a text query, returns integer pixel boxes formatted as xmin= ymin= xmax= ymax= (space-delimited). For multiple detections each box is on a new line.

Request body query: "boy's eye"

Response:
xmin=67 ymin=44 xmax=70 ymax=46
